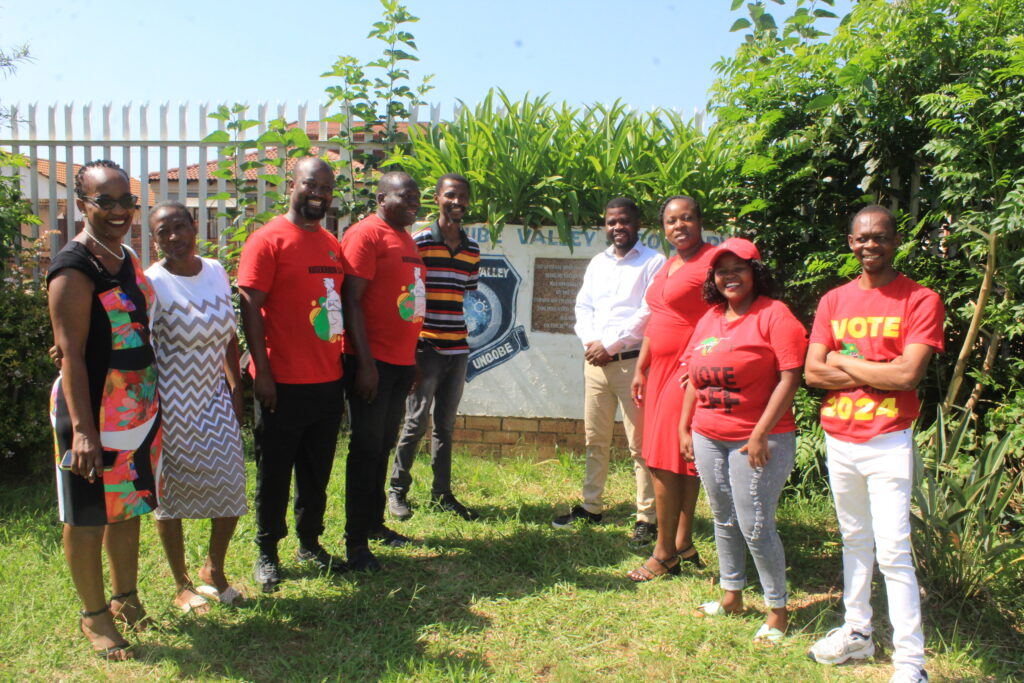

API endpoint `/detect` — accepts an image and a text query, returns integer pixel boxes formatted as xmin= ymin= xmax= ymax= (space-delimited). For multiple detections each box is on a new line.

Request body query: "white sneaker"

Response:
xmin=888 ymin=667 xmax=929 ymax=683
xmin=807 ymin=626 xmax=875 ymax=665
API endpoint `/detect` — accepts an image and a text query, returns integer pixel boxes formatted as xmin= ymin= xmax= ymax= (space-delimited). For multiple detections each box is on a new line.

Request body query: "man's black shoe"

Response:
xmin=368 ymin=525 xmax=414 ymax=548
xmin=296 ymin=543 xmax=348 ymax=575
xmin=629 ymin=521 xmax=657 ymax=547
xmin=254 ymin=551 xmax=283 ymax=593
xmin=388 ymin=491 xmax=413 ymax=521
xmin=431 ymin=491 xmax=480 ymax=521
xmin=551 ymin=504 xmax=603 ymax=529
xmin=347 ymin=546 xmax=382 ymax=573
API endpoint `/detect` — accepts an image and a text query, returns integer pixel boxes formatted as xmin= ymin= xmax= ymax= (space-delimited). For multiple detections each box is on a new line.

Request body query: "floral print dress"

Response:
xmin=48 ymin=242 xmax=162 ymax=526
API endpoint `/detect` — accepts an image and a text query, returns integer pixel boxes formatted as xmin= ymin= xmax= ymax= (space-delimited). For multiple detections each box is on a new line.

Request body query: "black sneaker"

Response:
xmin=368 ymin=525 xmax=414 ymax=548
xmin=253 ymin=551 xmax=283 ymax=593
xmin=431 ymin=491 xmax=480 ymax=521
xmin=551 ymin=504 xmax=603 ymax=529
xmin=296 ymin=543 xmax=348 ymax=575
xmin=388 ymin=491 xmax=413 ymax=521
xmin=629 ymin=521 xmax=657 ymax=547
xmin=347 ymin=546 xmax=382 ymax=573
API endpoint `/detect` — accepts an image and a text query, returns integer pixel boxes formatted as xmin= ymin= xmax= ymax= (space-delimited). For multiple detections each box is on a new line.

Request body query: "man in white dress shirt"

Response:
xmin=552 ymin=197 xmax=666 ymax=545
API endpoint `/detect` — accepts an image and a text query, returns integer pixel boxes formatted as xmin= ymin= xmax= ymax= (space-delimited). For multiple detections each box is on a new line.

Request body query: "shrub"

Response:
xmin=911 ymin=407 xmax=1024 ymax=604
xmin=0 ymin=282 xmax=55 ymax=481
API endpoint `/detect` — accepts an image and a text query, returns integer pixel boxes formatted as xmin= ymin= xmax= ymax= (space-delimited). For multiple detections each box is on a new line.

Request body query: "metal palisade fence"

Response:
xmin=0 ymin=101 xmax=448 ymax=267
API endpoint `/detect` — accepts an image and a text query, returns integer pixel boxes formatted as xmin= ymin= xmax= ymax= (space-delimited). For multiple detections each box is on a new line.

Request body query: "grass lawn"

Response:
xmin=1 ymin=441 xmax=1020 ymax=681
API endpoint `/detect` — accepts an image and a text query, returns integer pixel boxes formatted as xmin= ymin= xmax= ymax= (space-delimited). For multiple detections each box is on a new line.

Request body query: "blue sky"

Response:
xmin=2 ymin=0 xmax=851 ymax=120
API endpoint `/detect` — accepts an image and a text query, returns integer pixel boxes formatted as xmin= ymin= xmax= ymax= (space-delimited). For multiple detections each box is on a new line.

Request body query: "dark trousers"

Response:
xmin=390 ymin=342 xmax=469 ymax=496
xmin=343 ymin=355 xmax=415 ymax=550
xmin=253 ymin=380 xmax=344 ymax=551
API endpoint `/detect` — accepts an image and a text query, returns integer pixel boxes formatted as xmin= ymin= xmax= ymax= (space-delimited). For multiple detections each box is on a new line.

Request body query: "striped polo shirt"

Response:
xmin=413 ymin=222 xmax=480 ymax=354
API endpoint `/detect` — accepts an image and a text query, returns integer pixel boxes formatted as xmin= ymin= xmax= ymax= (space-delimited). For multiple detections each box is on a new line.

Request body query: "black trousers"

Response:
xmin=253 ymin=380 xmax=344 ymax=551
xmin=343 ymin=355 xmax=415 ymax=550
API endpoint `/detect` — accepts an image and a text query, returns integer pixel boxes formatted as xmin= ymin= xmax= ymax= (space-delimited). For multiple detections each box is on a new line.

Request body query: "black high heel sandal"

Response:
xmin=79 ymin=605 xmax=132 ymax=661
xmin=678 ymin=544 xmax=706 ymax=570
xmin=109 ymin=589 xmax=150 ymax=629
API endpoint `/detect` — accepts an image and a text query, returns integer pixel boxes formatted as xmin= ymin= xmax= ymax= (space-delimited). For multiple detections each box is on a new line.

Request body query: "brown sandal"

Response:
xmin=627 ymin=555 xmax=682 ymax=582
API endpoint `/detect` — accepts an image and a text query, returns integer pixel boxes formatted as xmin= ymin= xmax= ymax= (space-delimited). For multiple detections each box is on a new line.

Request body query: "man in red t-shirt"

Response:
xmin=805 ymin=206 xmax=944 ymax=683
xmin=238 ymin=157 xmax=347 ymax=591
xmin=341 ymin=171 xmax=425 ymax=572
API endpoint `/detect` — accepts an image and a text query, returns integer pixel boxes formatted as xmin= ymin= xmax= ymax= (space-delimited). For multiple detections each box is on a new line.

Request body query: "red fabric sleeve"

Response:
xmin=237 ymin=232 xmax=275 ymax=293
xmin=767 ymin=302 xmax=808 ymax=371
xmin=342 ymin=227 xmax=379 ymax=281
xmin=904 ymin=287 xmax=945 ymax=352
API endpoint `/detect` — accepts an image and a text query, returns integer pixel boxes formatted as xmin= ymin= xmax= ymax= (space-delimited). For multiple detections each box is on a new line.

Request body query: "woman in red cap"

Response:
xmin=678 ymin=238 xmax=807 ymax=644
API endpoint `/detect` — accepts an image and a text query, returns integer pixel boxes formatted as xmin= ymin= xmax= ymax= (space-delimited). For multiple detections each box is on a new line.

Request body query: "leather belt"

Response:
xmin=609 ymin=349 xmax=640 ymax=362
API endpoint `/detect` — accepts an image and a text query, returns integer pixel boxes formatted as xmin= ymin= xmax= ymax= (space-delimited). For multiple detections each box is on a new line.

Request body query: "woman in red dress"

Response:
xmin=627 ymin=196 xmax=716 ymax=580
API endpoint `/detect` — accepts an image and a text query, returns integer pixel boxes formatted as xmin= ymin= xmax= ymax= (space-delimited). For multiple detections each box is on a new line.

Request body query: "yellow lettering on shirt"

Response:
xmin=831 ymin=316 xmax=902 ymax=339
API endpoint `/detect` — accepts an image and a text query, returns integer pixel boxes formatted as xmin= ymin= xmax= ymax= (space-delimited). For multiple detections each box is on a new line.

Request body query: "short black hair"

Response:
xmin=74 ymin=159 xmax=130 ymax=199
xmin=605 ymin=196 xmax=641 ymax=222
xmin=658 ymin=195 xmax=702 ymax=224
xmin=702 ymin=258 xmax=777 ymax=305
xmin=435 ymin=173 xmax=471 ymax=196
xmin=150 ymin=200 xmax=194 ymax=226
xmin=850 ymin=204 xmax=897 ymax=236
xmin=378 ymin=170 xmax=416 ymax=195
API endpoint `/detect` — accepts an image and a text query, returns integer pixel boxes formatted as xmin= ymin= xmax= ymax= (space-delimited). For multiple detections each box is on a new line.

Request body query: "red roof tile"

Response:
xmin=29 ymin=158 xmax=156 ymax=206
xmin=148 ymin=147 xmax=362 ymax=182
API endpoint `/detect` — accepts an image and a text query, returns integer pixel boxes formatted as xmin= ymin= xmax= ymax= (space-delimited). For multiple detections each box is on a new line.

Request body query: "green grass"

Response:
xmin=1 ymin=442 xmax=1021 ymax=681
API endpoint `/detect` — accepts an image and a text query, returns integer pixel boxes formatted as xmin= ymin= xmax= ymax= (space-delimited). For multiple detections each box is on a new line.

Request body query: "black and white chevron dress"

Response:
xmin=147 ymin=258 xmax=247 ymax=520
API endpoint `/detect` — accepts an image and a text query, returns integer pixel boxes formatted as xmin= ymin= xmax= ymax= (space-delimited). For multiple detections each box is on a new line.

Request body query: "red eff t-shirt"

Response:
xmin=684 ymin=296 xmax=808 ymax=441
xmin=810 ymin=274 xmax=944 ymax=443
xmin=237 ymin=216 xmax=345 ymax=383
xmin=341 ymin=214 xmax=425 ymax=365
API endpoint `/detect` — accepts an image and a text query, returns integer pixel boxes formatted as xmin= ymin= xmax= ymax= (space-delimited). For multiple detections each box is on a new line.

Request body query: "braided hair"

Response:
xmin=74 ymin=159 xmax=130 ymax=199
xmin=658 ymin=195 xmax=702 ymax=225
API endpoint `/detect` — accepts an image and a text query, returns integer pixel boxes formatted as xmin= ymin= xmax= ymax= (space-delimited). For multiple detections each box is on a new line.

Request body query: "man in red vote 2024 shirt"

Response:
xmin=238 ymin=157 xmax=348 ymax=592
xmin=805 ymin=205 xmax=944 ymax=683
xmin=341 ymin=171 xmax=426 ymax=572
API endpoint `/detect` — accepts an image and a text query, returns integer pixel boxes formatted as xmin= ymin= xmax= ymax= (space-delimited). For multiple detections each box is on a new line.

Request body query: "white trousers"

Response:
xmin=825 ymin=428 xmax=925 ymax=670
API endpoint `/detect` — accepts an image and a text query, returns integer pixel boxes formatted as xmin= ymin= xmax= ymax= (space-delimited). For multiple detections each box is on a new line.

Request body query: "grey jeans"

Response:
xmin=389 ymin=342 xmax=469 ymax=497
xmin=692 ymin=430 xmax=795 ymax=608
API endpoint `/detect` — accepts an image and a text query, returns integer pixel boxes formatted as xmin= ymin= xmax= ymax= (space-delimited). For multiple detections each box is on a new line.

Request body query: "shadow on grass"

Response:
xmin=125 ymin=513 xmax=660 ymax=679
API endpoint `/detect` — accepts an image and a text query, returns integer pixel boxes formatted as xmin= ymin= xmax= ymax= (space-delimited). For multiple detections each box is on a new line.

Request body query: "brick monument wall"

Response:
xmin=451 ymin=416 xmax=629 ymax=459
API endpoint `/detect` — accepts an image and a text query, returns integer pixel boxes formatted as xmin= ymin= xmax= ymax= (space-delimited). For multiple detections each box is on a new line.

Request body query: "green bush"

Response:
xmin=912 ymin=407 xmax=1024 ymax=604
xmin=0 ymin=283 xmax=55 ymax=481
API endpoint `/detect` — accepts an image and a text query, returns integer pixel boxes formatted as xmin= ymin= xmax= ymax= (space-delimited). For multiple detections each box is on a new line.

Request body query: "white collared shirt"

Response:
xmin=574 ymin=243 xmax=666 ymax=355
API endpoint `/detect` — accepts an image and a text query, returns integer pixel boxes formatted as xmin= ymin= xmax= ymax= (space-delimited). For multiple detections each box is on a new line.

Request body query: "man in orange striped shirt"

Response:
xmin=388 ymin=174 xmax=481 ymax=522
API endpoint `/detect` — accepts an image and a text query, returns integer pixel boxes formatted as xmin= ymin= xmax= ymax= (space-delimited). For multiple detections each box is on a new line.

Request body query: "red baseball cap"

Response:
xmin=711 ymin=237 xmax=762 ymax=266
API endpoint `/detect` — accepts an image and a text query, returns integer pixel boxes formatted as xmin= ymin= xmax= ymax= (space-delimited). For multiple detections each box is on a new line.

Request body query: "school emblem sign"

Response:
xmin=464 ymin=255 xmax=529 ymax=381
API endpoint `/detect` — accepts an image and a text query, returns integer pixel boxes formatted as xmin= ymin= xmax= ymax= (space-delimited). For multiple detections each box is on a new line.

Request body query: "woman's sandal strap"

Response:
xmin=79 ymin=605 xmax=110 ymax=618
xmin=109 ymin=589 xmax=137 ymax=602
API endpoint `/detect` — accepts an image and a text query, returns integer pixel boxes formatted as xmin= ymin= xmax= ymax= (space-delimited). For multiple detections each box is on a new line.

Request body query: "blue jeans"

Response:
xmin=692 ymin=431 xmax=795 ymax=608
xmin=390 ymin=342 xmax=468 ymax=497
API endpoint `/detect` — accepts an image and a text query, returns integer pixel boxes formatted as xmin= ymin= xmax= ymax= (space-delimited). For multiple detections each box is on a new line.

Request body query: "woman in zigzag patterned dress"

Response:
xmin=146 ymin=201 xmax=247 ymax=612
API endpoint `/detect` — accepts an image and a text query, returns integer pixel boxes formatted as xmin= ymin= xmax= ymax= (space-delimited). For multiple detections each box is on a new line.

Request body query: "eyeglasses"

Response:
xmin=82 ymin=194 xmax=138 ymax=210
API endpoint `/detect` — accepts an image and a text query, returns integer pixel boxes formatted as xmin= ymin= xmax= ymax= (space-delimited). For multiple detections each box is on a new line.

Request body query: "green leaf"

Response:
xmin=738 ymin=198 xmax=770 ymax=217
xmin=202 ymin=130 xmax=231 ymax=143
xmin=805 ymin=93 xmax=836 ymax=111
xmin=730 ymin=18 xmax=752 ymax=32
xmin=730 ymin=0 xmax=744 ymax=9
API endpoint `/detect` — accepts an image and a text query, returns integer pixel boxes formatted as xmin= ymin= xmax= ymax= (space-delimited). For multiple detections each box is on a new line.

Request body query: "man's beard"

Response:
xmin=299 ymin=199 xmax=328 ymax=221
